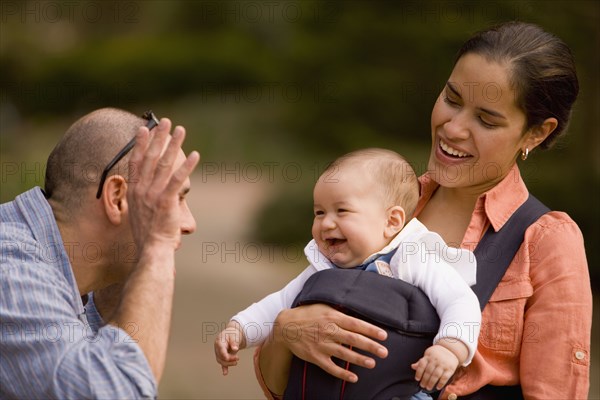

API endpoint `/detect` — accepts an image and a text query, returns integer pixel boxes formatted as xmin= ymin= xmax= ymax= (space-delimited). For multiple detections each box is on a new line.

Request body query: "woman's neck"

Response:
xmin=417 ymin=185 xmax=487 ymax=247
xmin=432 ymin=185 xmax=482 ymax=213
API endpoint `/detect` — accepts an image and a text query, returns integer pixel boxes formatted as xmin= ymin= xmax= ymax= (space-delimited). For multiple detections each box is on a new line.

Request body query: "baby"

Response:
xmin=215 ymin=148 xmax=481 ymax=392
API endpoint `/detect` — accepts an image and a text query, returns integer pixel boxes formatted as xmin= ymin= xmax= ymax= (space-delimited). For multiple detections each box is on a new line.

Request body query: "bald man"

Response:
xmin=0 ymin=108 xmax=199 ymax=399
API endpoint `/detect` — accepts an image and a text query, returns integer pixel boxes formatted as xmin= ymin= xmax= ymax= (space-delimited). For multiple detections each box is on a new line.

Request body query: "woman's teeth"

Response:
xmin=440 ymin=141 xmax=469 ymax=158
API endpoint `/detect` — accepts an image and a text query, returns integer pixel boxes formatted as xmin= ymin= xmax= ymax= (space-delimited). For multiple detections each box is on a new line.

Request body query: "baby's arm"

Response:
xmin=214 ymin=265 xmax=317 ymax=374
xmin=393 ymin=236 xmax=481 ymax=362
xmin=392 ymin=232 xmax=481 ymax=389
xmin=215 ymin=320 xmax=246 ymax=375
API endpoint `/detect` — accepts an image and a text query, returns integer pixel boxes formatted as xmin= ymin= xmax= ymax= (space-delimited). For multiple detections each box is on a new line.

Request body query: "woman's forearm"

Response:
xmin=258 ymin=333 xmax=293 ymax=397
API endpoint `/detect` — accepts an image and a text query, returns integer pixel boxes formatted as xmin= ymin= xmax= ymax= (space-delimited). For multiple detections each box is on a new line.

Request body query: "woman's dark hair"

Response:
xmin=455 ymin=21 xmax=579 ymax=149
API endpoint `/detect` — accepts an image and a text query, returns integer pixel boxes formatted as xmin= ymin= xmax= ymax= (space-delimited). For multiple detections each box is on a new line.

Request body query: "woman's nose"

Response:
xmin=444 ymin=111 xmax=470 ymax=140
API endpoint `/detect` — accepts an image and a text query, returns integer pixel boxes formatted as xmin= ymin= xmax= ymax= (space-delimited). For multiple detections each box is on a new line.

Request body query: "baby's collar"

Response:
xmin=304 ymin=218 xmax=429 ymax=270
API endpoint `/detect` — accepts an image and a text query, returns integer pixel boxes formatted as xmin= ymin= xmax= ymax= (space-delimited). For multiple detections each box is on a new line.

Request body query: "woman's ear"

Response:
xmin=523 ymin=117 xmax=558 ymax=152
xmin=100 ymin=175 xmax=128 ymax=225
xmin=384 ymin=206 xmax=406 ymax=239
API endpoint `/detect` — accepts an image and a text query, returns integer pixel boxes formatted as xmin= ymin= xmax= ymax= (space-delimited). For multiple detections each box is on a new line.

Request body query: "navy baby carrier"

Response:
xmin=284 ymin=194 xmax=549 ymax=400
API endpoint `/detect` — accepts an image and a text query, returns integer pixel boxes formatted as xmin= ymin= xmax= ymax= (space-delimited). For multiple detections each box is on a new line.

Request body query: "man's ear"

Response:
xmin=384 ymin=206 xmax=405 ymax=239
xmin=523 ymin=117 xmax=558 ymax=153
xmin=100 ymin=175 xmax=128 ymax=225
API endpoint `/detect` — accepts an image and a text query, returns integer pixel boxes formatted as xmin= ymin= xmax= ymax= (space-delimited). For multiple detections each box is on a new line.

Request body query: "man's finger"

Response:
xmin=128 ymin=127 xmax=150 ymax=189
xmin=138 ymin=118 xmax=172 ymax=185
xmin=151 ymin=125 xmax=186 ymax=190
xmin=163 ymin=151 xmax=200 ymax=198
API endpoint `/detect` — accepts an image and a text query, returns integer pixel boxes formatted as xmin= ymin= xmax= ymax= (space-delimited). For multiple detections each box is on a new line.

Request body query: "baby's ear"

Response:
xmin=385 ymin=206 xmax=405 ymax=239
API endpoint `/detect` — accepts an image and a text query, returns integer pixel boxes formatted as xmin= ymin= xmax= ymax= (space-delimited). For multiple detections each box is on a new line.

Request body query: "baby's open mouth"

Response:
xmin=326 ymin=238 xmax=346 ymax=247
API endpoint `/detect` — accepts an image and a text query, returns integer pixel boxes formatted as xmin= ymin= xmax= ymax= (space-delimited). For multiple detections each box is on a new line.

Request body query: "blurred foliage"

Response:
xmin=1 ymin=0 xmax=598 ymax=285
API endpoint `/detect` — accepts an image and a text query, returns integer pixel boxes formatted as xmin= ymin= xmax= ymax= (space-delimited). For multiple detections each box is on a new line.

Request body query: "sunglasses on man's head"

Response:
xmin=95 ymin=111 xmax=160 ymax=199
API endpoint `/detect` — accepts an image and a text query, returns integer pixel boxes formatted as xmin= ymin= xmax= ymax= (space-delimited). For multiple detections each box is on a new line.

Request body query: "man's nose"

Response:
xmin=180 ymin=202 xmax=196 ymax=235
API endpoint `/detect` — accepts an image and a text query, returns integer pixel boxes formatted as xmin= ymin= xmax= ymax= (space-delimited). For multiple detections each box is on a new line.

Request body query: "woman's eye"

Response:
xmin=443 ymin=94 xmax=459 ymax=106
xmin=478 ymin=117 xmax=497 ymax=129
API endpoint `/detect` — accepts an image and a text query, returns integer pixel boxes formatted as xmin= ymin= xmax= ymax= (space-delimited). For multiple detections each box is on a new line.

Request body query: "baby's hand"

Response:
xmin=214 ymin=321 xmax=246 ymax=375
xmin=410 ymin=344 xmax=459 ymax=391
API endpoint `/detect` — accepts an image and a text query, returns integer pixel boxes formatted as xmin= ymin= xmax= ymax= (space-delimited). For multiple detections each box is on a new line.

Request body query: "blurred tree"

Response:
xmin=1 ymin=0 xmax=598 ymax=284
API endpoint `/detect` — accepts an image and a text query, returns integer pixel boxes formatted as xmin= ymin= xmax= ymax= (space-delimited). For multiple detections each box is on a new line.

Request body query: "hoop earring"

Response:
xmin=521 ymin=148 xmax=529 ymax=161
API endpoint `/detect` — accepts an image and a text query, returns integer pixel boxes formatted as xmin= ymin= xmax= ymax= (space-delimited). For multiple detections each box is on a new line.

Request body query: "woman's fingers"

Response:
xmin=317 ymin=356 xmax=359 ymax=383
xmin=329 ymin=341 xmax=376 ymax=369
xmin=326 ymin=311 xmax=388 ymax=359
xmin=274 ymin=305 xmax=389 ymax=383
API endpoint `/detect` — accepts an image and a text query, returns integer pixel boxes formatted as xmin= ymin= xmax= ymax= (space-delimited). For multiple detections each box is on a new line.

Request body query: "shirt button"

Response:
xmin=575 ymin=351 xmax=586 ymax=360
xmin=448 ymin=394 xmax=458 ymax=400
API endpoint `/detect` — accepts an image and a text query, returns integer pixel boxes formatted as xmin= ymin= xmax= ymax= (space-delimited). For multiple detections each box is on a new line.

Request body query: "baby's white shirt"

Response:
xmin=232 ymin=218 xmax=481 ymax=365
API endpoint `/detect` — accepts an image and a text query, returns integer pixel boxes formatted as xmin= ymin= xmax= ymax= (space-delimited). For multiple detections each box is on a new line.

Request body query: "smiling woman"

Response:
xmin=428 ymin=53 xmax=533 ymax=193
xmin=412 ymin=24 xmax=590 ymax=400
xmin=257 ymin=21 xmax=592 ymax=400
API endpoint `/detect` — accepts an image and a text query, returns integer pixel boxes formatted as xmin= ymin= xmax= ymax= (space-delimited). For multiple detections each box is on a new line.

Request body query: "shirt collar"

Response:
xmin=482 ymin=164 xmax=529 ymax=231
xmin=416 ymin=164 xmax=529 ymax=232
xmin=303 ymin=218 xmax=430 ymax=270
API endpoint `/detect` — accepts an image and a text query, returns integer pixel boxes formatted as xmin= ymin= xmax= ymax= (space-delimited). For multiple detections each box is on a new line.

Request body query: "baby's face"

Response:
xmin=312 ymin=164 xmax=391 ymax=268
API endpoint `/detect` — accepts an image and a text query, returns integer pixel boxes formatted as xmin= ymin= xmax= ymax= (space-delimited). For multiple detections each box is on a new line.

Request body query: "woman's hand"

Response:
xmin=272 ymin=304 xmax=389 ymax=383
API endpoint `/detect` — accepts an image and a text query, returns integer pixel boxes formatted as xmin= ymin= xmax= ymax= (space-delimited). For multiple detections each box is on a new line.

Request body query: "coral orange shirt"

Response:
xmin=415 ymin=164 xmax=592 ymax=400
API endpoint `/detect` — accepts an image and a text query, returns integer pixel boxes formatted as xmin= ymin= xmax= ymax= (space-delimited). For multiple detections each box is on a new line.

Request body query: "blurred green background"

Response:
xmin=2 ymin=0 xmax=598 ymax=284
xmin=1 ymin=1 xmax=599 ymax=398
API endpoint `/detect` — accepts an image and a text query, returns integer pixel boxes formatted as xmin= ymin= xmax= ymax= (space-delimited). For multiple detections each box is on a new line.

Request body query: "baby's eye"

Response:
xmin=314 ymin=210 xmax=324 ymax=216
xmin=337 ymin=208 xmax=348 ymax=213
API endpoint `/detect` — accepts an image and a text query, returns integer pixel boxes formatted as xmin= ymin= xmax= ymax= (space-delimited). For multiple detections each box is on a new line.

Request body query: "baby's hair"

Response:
xmin=322 ymin=148 xmax=420 ymax=220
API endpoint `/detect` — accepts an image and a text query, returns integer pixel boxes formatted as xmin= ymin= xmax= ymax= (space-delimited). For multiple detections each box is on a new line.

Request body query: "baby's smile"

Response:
xmin=325 ymin=238 xmax=347 ymax=248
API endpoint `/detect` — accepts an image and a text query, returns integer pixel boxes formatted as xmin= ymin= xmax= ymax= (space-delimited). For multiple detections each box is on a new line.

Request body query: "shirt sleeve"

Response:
xmin=0 ymin=242 xmax=157 ymax=399
xmin=391 ymin=234 xmax=482 ymax=365
xmin=232 ymin=265 xmax=316 ymax=347
xmin=519 ymin=215 xmax=592 ymax=399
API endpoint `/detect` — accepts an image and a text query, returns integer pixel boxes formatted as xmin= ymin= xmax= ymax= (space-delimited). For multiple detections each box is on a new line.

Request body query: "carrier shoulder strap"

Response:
xmin=439 ymin=196 xmax=549 ymax=400
xmin=472 ymin=194 xmax=550 ymax=310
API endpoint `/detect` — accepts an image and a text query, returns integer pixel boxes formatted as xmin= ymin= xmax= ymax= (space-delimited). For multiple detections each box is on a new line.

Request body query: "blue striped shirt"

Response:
xmin=1 ymin=187 xmax=156 ymax=399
